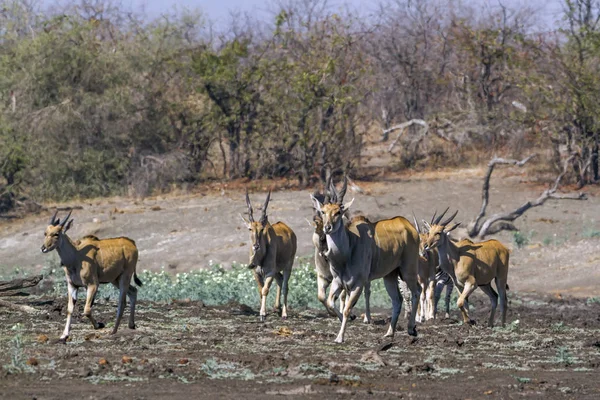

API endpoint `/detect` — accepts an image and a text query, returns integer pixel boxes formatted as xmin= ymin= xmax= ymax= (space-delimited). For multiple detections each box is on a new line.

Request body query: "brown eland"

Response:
xmin=240 ymin=191 xmax=297 ymax=322
xmin=41 ymin=210 xmax=142 ymax=341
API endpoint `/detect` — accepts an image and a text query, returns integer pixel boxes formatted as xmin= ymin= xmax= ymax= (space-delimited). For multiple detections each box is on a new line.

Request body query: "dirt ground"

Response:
xmin=1 ymin=292 xmax=599 ymax=399
xmin=2 ymin=168 xmax=600 ymax=296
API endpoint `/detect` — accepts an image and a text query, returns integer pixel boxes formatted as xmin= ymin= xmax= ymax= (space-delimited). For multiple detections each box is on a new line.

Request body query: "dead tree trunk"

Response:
xmin=0 ymin=274 xmax=43 ymax=294
xmin=0 ymin=274 xmax=44 ymax=313
xmin=468 ymin=155 xmax=586 ymax=239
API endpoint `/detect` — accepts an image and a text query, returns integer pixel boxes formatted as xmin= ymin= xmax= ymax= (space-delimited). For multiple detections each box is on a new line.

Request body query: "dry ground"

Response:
xmin=0 ymin=293 xmax=599 ymax=399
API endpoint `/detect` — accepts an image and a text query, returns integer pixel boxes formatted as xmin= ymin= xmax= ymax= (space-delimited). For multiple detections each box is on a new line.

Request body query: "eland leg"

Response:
xmin=60 ymin=282 xmax=78 ymax=341
xmin=317 ymin=274 xmax=335 ymax=317
xmin=363 ymin=280 xmax=372 ymax=324
xmin=111 ymin=274 xmax=130 ymax=334
xmin=260 ymin=276 xmax=274 ymax=322
xmin=273 ymin=272 xmax=283 ymax=312
xmin=327 ymin=279 xmax=344 ymax=322
xmin=457 ymin=280 xmax=477 ymax=325
xmin=383 ymin=272 xmax=403 ymax=338
xmin=426 ymin=279 xmax=435 ymax=320
xmin=335 ymin=285 xmax=363 ymax=344
xmin=398 ymin=278 xmax=411 ymax=319
xmin=83 ymin=283 xmax=103 ymax=330
xmin=280 ymin=269 xmax=291 ymax=320
xmin=496 ymin=278 xmax=508 ymax=327
xmin=127 ymin=285 xmax=138 ymax=329
xmin=417 ymin=282 xmax=427 ymax=323
xmin=479 ymin=284 xmax=498 ymax=328
xmin=444 ymin=279 xmax=454 ymax=318
xmin=253 ymin=271 xmax=264 ymax=303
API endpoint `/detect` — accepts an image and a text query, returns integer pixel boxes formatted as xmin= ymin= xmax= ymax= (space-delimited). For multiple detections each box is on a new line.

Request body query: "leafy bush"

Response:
xmin=512 ymin=231 xmax=529 ymax=249
xmin=45 ymin=258 xmax=393 ymax=310
xmin=2 ymin=324 xmax=33 ymax=374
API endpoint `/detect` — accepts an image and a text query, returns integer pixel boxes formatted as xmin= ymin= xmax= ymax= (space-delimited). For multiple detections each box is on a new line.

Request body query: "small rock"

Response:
xmin=414 ymin=363 xmax=434 ymax=373
xmin=122 ymin=356 xmax=133 ymax=364
xmin=26 ymin=357 xmax=38 ymax=366
xmin=274 ymin=327 xmax=293 ymax=337
xmin=178 ymin=358 xmax=189 ymax=365
xmin=239 ymin=304 xmax=255 ymax=315
xmin=36 ymin=334 xmax=49 ymax=344
xmin=98 ymin=358 xmax=109 ymax=365
xmin=378 ymin=341 xmax=394 ymax=352
xmin=360 ymin=350 xmax=386 ymax=366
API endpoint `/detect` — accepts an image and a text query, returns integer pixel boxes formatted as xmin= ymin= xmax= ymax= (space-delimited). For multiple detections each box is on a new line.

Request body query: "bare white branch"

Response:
xmin=383 ymin=119 xmax=429 ymax=152
xmin=470 ymin=154 xmax=537 ymax=237
xmin=469 ymin=154 xmax=586 ymax=239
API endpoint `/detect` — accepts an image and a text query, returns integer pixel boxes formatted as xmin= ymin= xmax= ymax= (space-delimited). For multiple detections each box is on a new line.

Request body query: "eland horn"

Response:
xmin=433 ymin=207 xmax=450 ymax=225
xmin=245 ymin=190 xmax=255 ymax=223
xmin=260 ymin=191 xmax=271 ymax=224
xmin=60 ymin=209 xmax=72 ymax=227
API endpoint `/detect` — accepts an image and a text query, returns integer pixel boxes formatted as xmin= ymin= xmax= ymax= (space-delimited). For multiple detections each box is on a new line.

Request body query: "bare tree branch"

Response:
xmin=382 ymin=119 xmax=429 ymax=151
xmin=470 ymin=154 xmax=587 ymax=239
xmin=470 ymin=154 xmax=537 ymax=236
xmin=0 ymin=275 xmax=43 ymax=293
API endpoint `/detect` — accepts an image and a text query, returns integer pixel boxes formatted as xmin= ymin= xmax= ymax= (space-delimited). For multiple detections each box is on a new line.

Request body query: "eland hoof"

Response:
xmin=408 ymin=328 xmax=418 ymax=337
xmin=260 ymin=315 xmax=266 ymax=323
xmin=96 ymin=322 xmax=106 ymax=329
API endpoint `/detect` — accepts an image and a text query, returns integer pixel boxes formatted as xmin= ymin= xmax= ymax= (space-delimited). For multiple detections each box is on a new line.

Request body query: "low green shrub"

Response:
xmin=43 ymin=257 xmax=394 ymax=310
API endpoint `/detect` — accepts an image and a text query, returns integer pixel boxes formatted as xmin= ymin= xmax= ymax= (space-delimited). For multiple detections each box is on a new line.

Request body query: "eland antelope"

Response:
xmin=41 ymin=210 xmax=142 ymax=341
xmin=240 ymin=191 xmax=297 ymax=322
xmin=421 ymin=209 xmax=510 ymax=327
xmin=311 ymin=178 xmax=421 ymax=343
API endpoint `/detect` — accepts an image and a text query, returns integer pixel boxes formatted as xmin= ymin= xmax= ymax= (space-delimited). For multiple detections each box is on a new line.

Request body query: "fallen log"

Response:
xmin=0 ymin=299 xmax=38 ymax=313
xmin=0 ymin=274 xmax=43 ymax=293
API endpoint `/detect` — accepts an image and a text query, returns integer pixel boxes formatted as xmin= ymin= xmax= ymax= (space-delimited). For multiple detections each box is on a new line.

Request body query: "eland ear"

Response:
xmin=305 ymin=218 xmax=316 ymax=228
xmin=445 ymin=222 xmax=461 ymax=233
xmin=422 ymin=220 xmax=432 ymax=233
xmin=310 ymin=194 xmax=323 ymax=212
xmin=342 ymin=198 xmax=354 ymax=212
xmin=239 ymin=213 xmax=251 ymax=229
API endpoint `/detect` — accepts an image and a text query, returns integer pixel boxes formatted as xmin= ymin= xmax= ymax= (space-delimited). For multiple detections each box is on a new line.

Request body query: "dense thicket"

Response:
xmin=1 ymin=0 xmax=600 ymax=205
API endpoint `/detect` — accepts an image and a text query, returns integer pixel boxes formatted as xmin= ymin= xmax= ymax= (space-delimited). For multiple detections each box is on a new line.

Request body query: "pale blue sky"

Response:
xmin=120 ymin=0 xmax=565 ymax=30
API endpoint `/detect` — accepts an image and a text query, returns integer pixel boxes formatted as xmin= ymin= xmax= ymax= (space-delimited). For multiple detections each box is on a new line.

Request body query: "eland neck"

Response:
xmin=325 ymin=223 xmax=351 ymax=270
xmin=56 ymin=234 xmax=79 ymax=268
xmin=436 ymin=234 xmax=459 ymax=275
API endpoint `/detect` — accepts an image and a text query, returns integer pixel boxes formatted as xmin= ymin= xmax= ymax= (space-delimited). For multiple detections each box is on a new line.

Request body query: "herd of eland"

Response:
xmin=40 ymin=177 xmax=510 ymax=343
